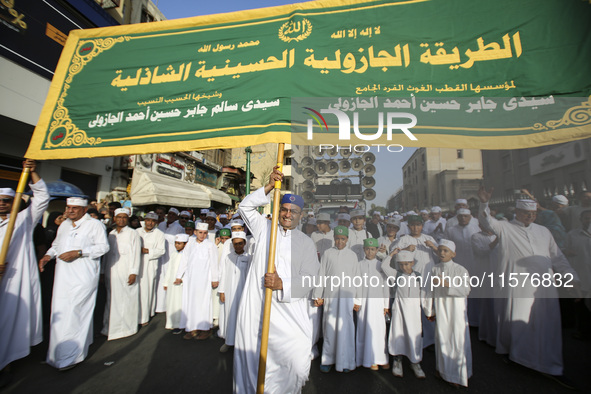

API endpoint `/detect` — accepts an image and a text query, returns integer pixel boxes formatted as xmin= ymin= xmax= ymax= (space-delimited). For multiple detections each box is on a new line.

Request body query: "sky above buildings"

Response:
xmin=154 ymin=0 xmax=415 ymax=209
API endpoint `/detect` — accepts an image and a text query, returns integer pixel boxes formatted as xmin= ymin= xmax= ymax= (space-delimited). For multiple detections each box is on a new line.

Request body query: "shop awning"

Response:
xmin=130 ymin=170 xmax=210 ymax=208
xmin=197 ymin=184 xmax=232 ymax=205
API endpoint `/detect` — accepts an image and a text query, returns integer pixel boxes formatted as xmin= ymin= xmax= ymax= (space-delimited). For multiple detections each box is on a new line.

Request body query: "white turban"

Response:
xmin=552 ymin=195 xmax=568 ymax=205
xmin=232 ymin=231 xmax=247 ymax=240
xmin=66 ymin=197 xmax=88 ymax=207
xmin=337 ymin=213 xmax=351 ymax=221
xmin=0 ymin=188 xmax=15 ymax=197
xmin=114 ymin=208 xmax=130 ymax=217
xmin=145 ymin=212 xmax=158 ymax=220
xmin=196 ymin=222 xmax=209 ymax=231
xmin=439 ymin=239 xmax=456 ymax=253
xmin=516 ymin=199 xmax=537 ymax=211
xmin=230 ymin=219 xmax=244 ymax=227
xmin=175 ymin=234 xmax=190 ymax=243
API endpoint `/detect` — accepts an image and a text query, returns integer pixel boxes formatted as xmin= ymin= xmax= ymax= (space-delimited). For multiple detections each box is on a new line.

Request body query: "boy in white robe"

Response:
xmin=313 ymin=226 xmax=361 ymax=373
xmin=356 ymin=238 xmax=389 ymax=371
xmin=102 ymin=208 xmax=142 ymax=341
xmin=175 ymin=222 xmax=219 ymax=340
xmin=164 ymin=233 xmax=189 ymax=333
xmin=348 ymin=210 xmax=368 ymax=260
xmin=382 ymin=250 xmax=429 ymax=378
xmin=424 ymin=240 xmax=472 ymax=387
xmin=218 ymin=231 xmax=251 ymax=352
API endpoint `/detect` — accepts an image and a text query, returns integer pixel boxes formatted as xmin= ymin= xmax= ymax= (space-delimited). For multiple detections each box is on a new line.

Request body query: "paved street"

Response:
xmin=2 ymin=310 xmax=589 ymax=394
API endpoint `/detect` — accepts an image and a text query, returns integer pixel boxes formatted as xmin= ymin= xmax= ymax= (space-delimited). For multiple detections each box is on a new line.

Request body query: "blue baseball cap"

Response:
xmin=281 ymin=194 xmax=304 ymax=209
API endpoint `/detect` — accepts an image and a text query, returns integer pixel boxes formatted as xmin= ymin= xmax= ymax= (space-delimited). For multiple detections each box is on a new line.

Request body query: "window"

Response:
xmin=140 ymin=8 xmax=155 ymax=23
xmin=457 ymin=149 xmax=464 ymax=159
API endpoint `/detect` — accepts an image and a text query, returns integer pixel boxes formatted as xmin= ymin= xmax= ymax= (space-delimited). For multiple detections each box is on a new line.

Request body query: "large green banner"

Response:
xmin=26 ymin=0 xmax=591 ymax=159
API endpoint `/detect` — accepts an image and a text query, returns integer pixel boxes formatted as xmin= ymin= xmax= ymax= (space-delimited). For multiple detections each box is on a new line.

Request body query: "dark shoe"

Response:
xmin=172 ymin=329 xmax=183 ymax=335
xmin=196 ymin=330 xmax=212 ymax=340
xmin=58 ymin=363 xmax=78 ymax=372
xmin=320 ymin=364 xmax=332 ymax=373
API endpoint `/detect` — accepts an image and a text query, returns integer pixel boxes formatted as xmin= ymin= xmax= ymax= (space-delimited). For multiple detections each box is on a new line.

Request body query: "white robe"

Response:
xmin=444 ymin=221 xmax=481 ymax=326
xmin=46 ymin=213 xmax=109 ymax=368
xmin=391 ymin=234 xmax=438 ymax=347
xmin=218 ymin=251 xmax=251 ymax=345
xmin=176 ymin=237 xmax=218 ymax=331
xmin=382 ymin=265 xmax=428 ymax=364
xmin=136 ymin=227 xmax=165 ymax=324
xmin=234 ymin=188 xmax=319 ymax=394
xmin=155 ymin=222 xmax=184 ymax=312
xmin=102 ymin=226 xmax=141 ymax=340
xmin=347 ymin=228 xmax=368 ymax=260
xmin=376 ymin=235 xmax=396 ymax=261
xmin=313 ymin=247 xmax=360 ymax=372
xmin=423 ymin=217 xmax=447 ymax=242
xmin=471 ymin=231 xmax=498 ymax=346
xmin=424 ymin=260 xmax=472 ymax=387
xmin=0 ymin=180 xmax=49 ymax=370
xmin=310 ymin=230 xmax=334 ymax=259
xmin=356 ymin=258 xmax=389 ymax=368
xmin=479 ymin=202 xmax=578 ymax=375
xmin=164 ymin=249 xmax=183 ymax=329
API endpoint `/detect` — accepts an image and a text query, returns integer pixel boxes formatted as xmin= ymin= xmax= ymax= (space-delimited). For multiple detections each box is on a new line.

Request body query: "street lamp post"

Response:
xmin=245 ymin=146 xmax=252 ymax=195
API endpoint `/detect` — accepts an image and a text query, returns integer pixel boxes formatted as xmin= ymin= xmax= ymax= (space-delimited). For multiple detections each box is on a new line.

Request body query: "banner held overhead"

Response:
xmin=26 ymin=0 xmax=591 ymax=159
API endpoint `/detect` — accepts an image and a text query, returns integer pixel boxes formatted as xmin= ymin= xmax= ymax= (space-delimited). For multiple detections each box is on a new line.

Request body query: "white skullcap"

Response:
xmin=393 ymin=211 xmax=399 ymax=215
xmin=232 ymin=213 xmax=240 ymax=218
xmin=396 ymin=250 xmax=415 ymax=262
xmin=232 ymin=231 xmax=247 ymax=240
xmin=317 ymin=213 xmax=330 ymax=221
xmin=0 ymin=188 xmax=15 ymax=197
xmin=420 ymin=209 xmax=429 ymax=214
xmin=66 ymin=197 xmax=88 ymax=207
xmin=175 ymin=234 xmax=190 ymax=242
xmin=308 ymin=211 xmax=315 ymax=217
xmin=431 ymin=206 xmax=442 ymax=213
xmin=439 ymin=239 xmax=456 ymax=252
xmin=145 ymin=212 xmax=158 ymax=220
xmin=196 ymin=222 xmax=209 ymax=231
xmin=337 ymin=213 xmax=351 ymax=221
xmin=307 ymin=218 xmax=317 ymax=225
xmin=457 ymin=208 xmax=471 ymax=215
xmin=168 ymin=207 xmax=180 ymax=215
xmin=230 ymin=219 xmax=244 ymax=227
xmin=200 ymin=209 xmax=209 ymax=214
xmin=386 ymin=218 xmax=401 ymax=227
xmin=406 ymin=211 xmax=416 ymax=216
xmin=351 ymin=210 xmax=365 ymax=218
xmin=114 ymin=208 xmax=130 ymax=217
xmin=180 ymin=210 xmax=191 ymax=217
xmin=455 ymin=198 xmax=468 ymax=205
xmin=393 ymin=214 xmax=403 ymax=220
xmin=206 ymin=211 xmax=217 ymax=218
xmin=516 ymin=199 xmax=537 ymax=211
xmin=380 ymin=215 xmax=384 ymax=220
xmin=552 ymin=195 xmax=568 ymax=205
xmin=219 ymin=214 xmax=228 ymax=219
xmin=372 ymin=211 xmax=381 ymax=216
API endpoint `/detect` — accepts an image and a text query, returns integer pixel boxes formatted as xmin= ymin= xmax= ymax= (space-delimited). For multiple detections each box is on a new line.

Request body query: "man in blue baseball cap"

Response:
xmin=234 ymin=166 xmax=319 ymax=393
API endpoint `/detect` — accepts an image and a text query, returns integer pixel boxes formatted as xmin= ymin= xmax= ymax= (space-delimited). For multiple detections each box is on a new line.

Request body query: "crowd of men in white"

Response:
xmin=2 ymin=162 xmax=591 ymax=392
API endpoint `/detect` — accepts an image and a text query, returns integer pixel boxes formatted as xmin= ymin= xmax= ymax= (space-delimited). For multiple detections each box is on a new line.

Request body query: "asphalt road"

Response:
xmin=2 ymin=311 xmax=588 ymax=394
